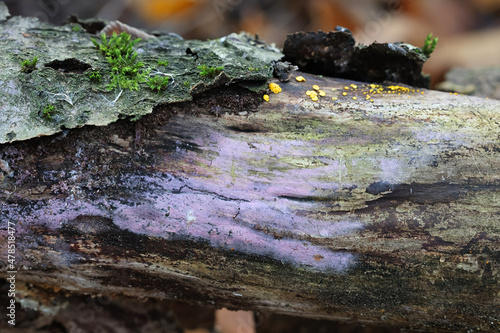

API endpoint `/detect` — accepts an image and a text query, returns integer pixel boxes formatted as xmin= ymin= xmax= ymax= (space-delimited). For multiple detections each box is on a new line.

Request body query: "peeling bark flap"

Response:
xmin=0 ymin=14 xmax=282 ymax=144
xmin=283 ymin=29 xmax=429 ymax=87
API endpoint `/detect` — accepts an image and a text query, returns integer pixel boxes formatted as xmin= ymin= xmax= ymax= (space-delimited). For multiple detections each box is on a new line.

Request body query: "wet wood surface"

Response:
xmin=0 ymin=73 xmax=499 ymax=332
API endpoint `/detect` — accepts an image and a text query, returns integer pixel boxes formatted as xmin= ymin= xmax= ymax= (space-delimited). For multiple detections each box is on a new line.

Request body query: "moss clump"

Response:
xmin=147 ymin=75 xmax=169 ymax=93
xmin=421 ymin=33 xmax=438 ymax=58
xmin=198 ymin=64 xmax=224 ymax=78
xmin=92 ymin=32 xmax=149 ymax=91
xmin=157 ymin=59 xmax=169 ymax=66
xmin=42 ymin=104 xmax=55 ymax=120
xmin=86 ymin=70 xmax=102 ymax=83
xmin=21 ymin=56 xmax=38 ymax=73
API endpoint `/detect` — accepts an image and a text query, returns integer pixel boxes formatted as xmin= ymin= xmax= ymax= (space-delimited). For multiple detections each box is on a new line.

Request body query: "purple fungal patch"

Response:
xmin=7 ymin=172 xmax=362 ymax=272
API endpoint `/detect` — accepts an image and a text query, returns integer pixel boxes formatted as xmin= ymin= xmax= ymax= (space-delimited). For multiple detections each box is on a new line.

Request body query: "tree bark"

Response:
xmin=1 ymin=69 xmax=499 ymax=332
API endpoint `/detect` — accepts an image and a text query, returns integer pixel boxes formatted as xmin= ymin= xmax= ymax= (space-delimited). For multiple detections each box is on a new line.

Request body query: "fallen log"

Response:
xmin=1 ymin=71 xmax=499 ymax=332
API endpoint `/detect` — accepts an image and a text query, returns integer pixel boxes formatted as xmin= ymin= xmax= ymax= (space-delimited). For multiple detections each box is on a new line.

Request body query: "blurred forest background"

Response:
xmin=5 ymin=0 xmax=500 ymax=89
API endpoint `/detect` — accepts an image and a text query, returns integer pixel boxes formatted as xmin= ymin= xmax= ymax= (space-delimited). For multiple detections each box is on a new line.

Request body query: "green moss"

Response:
xmin=86 ymin=70 xmax=101 ymax=83
xmin=421 ymin=33 xmax=438 ymax=58
xmin=91 ymin=32 xmax=149 ymax=91
xmin=21 ymin=56 xmax=38 ymax=73
xmin=42 ymin=104 xmax=55 ymax=120
xmin=157 ymin=59 xmax=169 ymax=66
xmin=198 ymin=64 xmax=224 ymax=78
xmin=147 ymin=75 xmax=169 ymax=93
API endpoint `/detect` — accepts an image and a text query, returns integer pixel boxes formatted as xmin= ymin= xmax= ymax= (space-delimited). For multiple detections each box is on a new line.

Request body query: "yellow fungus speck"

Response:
xmin=312 ymin=85 xmax=320 ymax=91
xmin=350 ymin=84 xmax=357 ymax=89
xmin=352 ymin=96 xmax=357 ymax=100
xmin=311 ymin=96 xmax=318 ymax=101
xmin=342 ymin=92 xmax=347 ymax=96
xmin=295 ymin=76 xmax=306 ymax=82
xmin=263 ymin=94 xmax=269 ymax=101
xmin=370 ymin=99 xmax=374 ymax=102
xmin=332 ymin=97 xmax=337 ymax=101
xmin=344 ymin=86 xmax=349 ymax=90
xmin=269 ymin=82 xmax=282 ymax=94
xmin=421 ymin=91 xmax=424 ymax=94
xmin=319 ymin=90 xmax=326 ymax=97
xmin=306 ymin=90 xmax=312 ymax=96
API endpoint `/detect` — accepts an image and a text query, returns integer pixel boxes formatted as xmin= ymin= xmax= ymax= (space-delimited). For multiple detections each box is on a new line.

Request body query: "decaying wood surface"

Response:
xmin=0 ymin=71 xmax=499 ymax=332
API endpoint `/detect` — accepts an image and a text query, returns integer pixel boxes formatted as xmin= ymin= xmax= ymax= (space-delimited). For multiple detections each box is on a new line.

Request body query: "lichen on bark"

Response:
xmin=0 ymin=12 xmax=282 ymax=144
